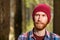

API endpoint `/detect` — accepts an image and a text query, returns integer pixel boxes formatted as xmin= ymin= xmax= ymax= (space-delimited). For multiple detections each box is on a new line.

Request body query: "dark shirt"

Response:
xmin=34 ymin=33 xmax=44 ymax=40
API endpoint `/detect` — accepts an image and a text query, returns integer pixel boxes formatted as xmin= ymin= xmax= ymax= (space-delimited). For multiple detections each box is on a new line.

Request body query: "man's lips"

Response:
xmin=35 ymin=22 xmax=46 ymax=27
xmin=36 ymin=22 xmax=43 ymax=24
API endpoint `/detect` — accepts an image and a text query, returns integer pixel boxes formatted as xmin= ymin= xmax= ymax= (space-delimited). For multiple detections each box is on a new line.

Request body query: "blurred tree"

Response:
xmin=14 ymin=0 xmax=22 ymax=40
xmin=54 ymin=0 xmax=60 ymax=35
xmin=0 ymin=0 xmax=10 ymax=40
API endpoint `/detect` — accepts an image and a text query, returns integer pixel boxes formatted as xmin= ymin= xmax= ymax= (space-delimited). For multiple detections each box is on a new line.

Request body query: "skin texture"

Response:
xmin=34 ymin=12 xmax=48 ymax=31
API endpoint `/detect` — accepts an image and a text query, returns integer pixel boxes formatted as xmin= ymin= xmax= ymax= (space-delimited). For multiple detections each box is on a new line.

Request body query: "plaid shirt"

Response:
xmin=18 ymin=30 xmax=60 ymax=40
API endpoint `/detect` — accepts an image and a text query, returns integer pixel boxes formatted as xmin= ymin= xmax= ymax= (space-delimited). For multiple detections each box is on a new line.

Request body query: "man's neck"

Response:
xmin=34 ymin=28 xmax=45 ymax=36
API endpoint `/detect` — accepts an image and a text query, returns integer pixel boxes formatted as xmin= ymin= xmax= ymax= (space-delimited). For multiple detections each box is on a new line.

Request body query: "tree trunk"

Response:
xmin=0 ymin=0 xmax=10 ymax=40
xmin=54 ymin=0 xmax=60 ymax=35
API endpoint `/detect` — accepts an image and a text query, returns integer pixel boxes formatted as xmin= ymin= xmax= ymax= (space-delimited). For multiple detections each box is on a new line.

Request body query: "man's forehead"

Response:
xmin=35 ymin=12 xmax=46 ymax=15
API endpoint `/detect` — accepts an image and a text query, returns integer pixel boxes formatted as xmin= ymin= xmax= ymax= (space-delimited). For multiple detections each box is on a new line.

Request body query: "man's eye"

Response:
xmin=42 ymin=15 xmax=45 ymax=16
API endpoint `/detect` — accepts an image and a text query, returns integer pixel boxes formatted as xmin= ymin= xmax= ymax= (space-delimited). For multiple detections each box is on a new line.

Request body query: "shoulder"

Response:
xmin=18 ymin=32 xmax=28 ymax=40
xmin=51 ymin=33 xmax=60 ymax=39
xmin=18 ymin=30 xmax=33 ymax=40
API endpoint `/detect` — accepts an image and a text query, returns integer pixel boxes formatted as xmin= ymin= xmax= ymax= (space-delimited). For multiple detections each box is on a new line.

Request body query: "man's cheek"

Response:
xmin=35 ymin=19 xmax=38 ymax=22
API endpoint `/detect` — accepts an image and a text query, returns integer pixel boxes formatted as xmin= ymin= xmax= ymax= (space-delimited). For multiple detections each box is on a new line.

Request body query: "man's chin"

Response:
xmin=36 ymin=28 xmax=45 ymax=31
xmin=34 ymin=23 xmax=47 ymax=30
xmin=35 ymin=26 xmax=46 ymax=31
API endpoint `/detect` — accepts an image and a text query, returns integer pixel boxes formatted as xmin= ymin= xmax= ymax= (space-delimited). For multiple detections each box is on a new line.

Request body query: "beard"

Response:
xmin=34 ymin=21 xmax=47 ymax=31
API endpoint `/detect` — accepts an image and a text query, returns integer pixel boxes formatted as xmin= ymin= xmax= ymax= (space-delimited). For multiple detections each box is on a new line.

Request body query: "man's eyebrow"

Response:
xmin=35 ymin=14 xmax=40 ymax=16
xmin=37 ymin=14 xmax=39 ymax=15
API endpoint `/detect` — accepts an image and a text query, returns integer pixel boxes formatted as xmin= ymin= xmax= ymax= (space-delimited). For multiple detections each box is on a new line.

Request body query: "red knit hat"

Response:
xmin=32 ymin=4 xmax=51 ymax=23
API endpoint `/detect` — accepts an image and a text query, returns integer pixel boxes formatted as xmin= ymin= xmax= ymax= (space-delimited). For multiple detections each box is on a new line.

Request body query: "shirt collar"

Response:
xmin=45 ymin=30 xmax=50 ymax=38
xmin=29 ymin=29 xmax=50 ymax=39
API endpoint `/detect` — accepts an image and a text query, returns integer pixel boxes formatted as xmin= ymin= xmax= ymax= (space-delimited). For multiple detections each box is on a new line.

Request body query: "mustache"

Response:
xmin=36 ymin=21 xmax=44 ymax=24
xmin=35 ymin=20 xmax=45 ymax=24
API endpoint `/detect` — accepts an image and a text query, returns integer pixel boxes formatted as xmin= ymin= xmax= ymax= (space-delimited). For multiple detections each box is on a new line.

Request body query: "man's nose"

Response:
xmin=38 ymin=16 xmax=42 ymax=21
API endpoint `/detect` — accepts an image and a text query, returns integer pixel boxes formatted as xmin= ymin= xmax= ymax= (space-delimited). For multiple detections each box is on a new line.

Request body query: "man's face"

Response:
xmin=34 ymin=12 xmax=48 ymax=30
